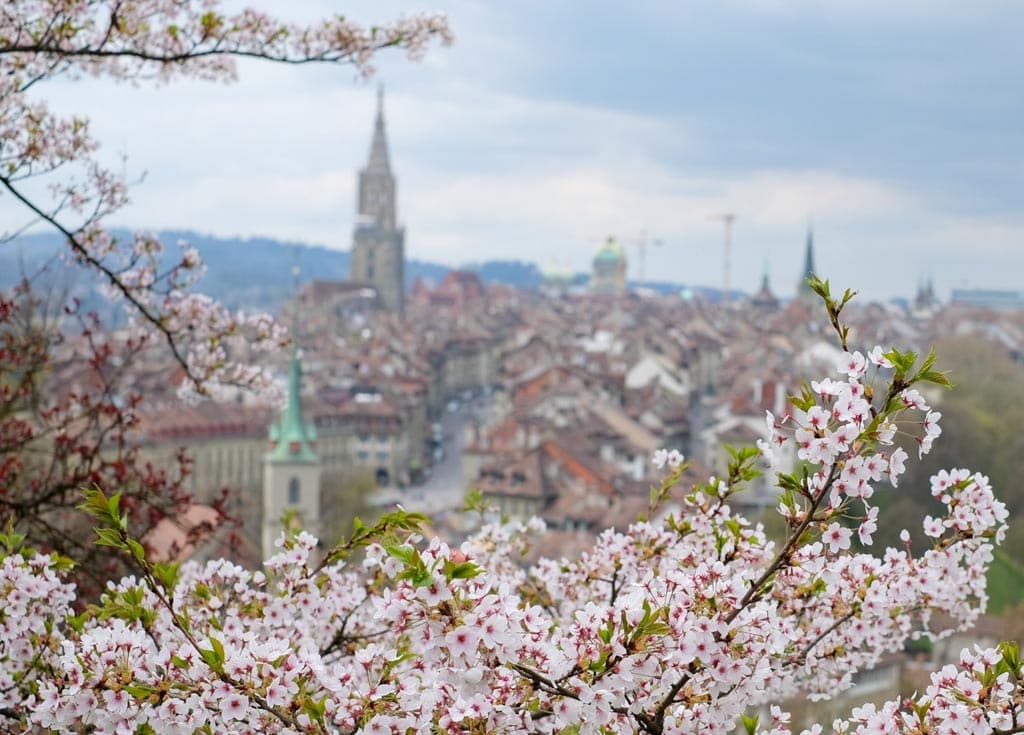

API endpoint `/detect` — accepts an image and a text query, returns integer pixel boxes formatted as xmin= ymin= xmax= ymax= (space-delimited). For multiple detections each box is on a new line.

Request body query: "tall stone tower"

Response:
xmin=262 ymin=348 xmax=322 ymax=559
xmin=349 ymin=87 xmax=405 ymax=315
xmin=795 ymin=226 xmax=817 ymax=305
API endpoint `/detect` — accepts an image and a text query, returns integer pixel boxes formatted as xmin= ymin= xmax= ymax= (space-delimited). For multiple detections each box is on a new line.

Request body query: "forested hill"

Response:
xmin=1 ymin=230 xmax=548 ymax=312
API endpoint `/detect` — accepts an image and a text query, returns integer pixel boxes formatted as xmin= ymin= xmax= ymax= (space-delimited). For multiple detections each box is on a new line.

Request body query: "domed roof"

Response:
xmin=593 ymin=238 xmax=624 ymax=263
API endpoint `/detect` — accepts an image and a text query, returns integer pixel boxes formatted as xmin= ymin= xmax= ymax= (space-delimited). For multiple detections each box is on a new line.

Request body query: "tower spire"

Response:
xmin=796 ymin=222 xmax=817 ymax=304
xmin=350 ymin=85 xmax=405 ymax=315
xmin=803 ymin=226 xmax=815 ymax=281
xmin=262 ymin=342 xmax=321 ymax=560
xmin=367 ymin=84 xmax=391 ymax=173
xmin=267 ymin=345 xmax=318 ymax=464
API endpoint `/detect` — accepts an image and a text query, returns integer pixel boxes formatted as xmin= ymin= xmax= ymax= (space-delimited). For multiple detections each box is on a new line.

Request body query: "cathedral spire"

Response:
xmin=351 ymin=86 xmax=405 ymax=315
xmin=366 ymin=84 xmax=391 ymax=173
xmin=267 ymin=345 xmax=318 ymax=464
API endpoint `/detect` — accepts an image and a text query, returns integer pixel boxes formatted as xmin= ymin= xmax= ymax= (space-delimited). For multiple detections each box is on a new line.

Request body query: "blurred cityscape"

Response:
xmin=12 ymin=65 xmax=1024 ymax=733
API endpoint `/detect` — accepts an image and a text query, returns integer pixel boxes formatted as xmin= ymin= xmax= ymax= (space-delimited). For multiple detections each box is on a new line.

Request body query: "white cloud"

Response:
xmin=4 ymin=0 xmax=1021 ymax=305
xmin=724 ymin=171 xmax=914 ymax=227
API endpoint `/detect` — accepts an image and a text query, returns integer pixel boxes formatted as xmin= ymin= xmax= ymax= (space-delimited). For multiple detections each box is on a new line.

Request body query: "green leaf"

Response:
xmin=918 ymin=369 xmax=952 ymax=388
xmin=446 ymin=561 xmax=482 ymax=580
xmin=1000 ymin=640 xmax=1021 ymax=677
xmin=410 ymin=569 xmax=435 ymax=587
xmin=0 ymin=516 xmax=26 ymax=554
xmin=463 ymin=488 xmax=485 ymax=512
xmin=198 ymin=647 xmax=219 ymax=669
xmin=210 ymin=636 xmax=225 ymax=662
xmin=78 ymin=485 xmax=113 ymax=519
xmin=385 ymin=543 xmax=416 ymax=565
xmin=171 ymin=654 xmax=190 ymax=670
xmin=788 ymin=382 xmax=817 ymax=412
xmin=94 ymin=527 xmax=125 ymax=549
xmin=199 ymin=637 xmax=225 ymax=670
xmin=153 ymin=562 xmax=180 ymax=591
xmin=126 ymin=538 xmax=146 ymax=562
xmin=124 ymin=683 xmax=158 ymax=700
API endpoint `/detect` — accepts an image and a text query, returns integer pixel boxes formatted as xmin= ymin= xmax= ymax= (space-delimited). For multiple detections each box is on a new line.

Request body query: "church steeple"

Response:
xmin=350 ymin=85 xmax=406 ymax=315
xmin=802 ymin=227 xmax=815 ymax=282
xmin=357 ymin=85 xmax=397 ymax=232
xmin=366 ymin=85 xmax=391 ymax=174
xmin=796 ymin=225 xmax=817 ymax=303
xmin=263 ymin=345 xmax=321 ymax=559
xmin=267 ymin=346 xmax=318 ymax=464
xmin=752 ymin=257 xmax=779 ymax=310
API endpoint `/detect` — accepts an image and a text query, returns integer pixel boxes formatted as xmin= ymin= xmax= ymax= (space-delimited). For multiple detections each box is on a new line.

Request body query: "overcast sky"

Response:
xmin=25 ymin=0 xmax=1024 ymax=301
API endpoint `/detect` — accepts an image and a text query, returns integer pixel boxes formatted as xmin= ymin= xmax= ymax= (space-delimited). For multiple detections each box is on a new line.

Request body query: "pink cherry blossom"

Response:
xmin=823 ymin=522 xmax=853 ymax=553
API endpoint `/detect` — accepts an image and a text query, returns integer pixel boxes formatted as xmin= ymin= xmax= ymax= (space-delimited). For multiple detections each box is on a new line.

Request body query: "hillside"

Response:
xmin=1 ymin=230 xmax=547 ymax=312
xmin=0 ymin=229 xmax=722 ymax=315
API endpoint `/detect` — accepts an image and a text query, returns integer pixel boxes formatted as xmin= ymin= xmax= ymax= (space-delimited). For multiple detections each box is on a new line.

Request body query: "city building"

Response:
xmin=751 ymin=267 xmax=780 ymax=311
xmin=349 ymin=87 xmax=406 ymax=315
xmin=591 ymin=237 xmax=627 ymax=296
xmin=950 ymin=289 xmax=1024 ymax=310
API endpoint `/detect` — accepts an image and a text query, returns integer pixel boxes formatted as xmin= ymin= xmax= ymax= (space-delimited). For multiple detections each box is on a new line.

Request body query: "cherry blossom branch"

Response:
xmin=0 ymin=173 xmax=199 ymax=383
xmin=794 ymin=605 xmax=859 ymax=664
xmin=728 ymin=464 xmax=841 ymax=623
xmin=80 ymin=489 xmax=309 ymax=732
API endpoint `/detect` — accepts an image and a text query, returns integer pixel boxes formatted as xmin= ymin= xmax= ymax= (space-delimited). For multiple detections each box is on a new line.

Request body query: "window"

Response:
xmin=288 ymin=477 xmax=300 ymax=505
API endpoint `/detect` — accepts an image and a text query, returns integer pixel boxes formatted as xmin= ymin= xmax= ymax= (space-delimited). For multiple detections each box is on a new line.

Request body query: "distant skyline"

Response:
xmin=8 ymin=1 xmax=1023 ymax=301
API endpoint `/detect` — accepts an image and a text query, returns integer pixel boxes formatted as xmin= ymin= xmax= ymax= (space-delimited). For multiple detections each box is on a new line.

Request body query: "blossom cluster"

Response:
xmin=0 ymin=340 xmax=1017 ymax=735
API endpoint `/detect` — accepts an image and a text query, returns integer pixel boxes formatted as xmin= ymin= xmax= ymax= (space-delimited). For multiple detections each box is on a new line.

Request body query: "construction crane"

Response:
xmin=709 ymin=213 xmax=736 ymax=304
xmin=631 ymin=229 xmax=665 ymax=288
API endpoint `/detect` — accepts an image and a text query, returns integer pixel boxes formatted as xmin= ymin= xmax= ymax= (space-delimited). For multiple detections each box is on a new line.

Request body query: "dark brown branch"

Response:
xmin=0 ymin=39 xmax=407 ymax=67
xmin=0 ymin=174 xmax=201 ymax=388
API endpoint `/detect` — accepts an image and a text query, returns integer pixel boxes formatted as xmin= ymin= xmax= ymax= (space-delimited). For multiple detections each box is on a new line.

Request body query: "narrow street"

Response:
xmin=368 ymin=397 xmax=488 ymax=516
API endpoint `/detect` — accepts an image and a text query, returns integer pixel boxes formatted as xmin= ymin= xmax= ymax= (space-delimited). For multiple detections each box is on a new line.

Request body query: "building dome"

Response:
xmin=591 ymin=237 xmax=627 ymax=296
xmin=593 ymin=238 xmax=624 ymax=264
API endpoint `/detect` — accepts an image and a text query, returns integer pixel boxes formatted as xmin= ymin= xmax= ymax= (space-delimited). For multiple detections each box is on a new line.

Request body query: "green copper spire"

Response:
xmin=266 ymin=346 xmax=318 ymax=464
